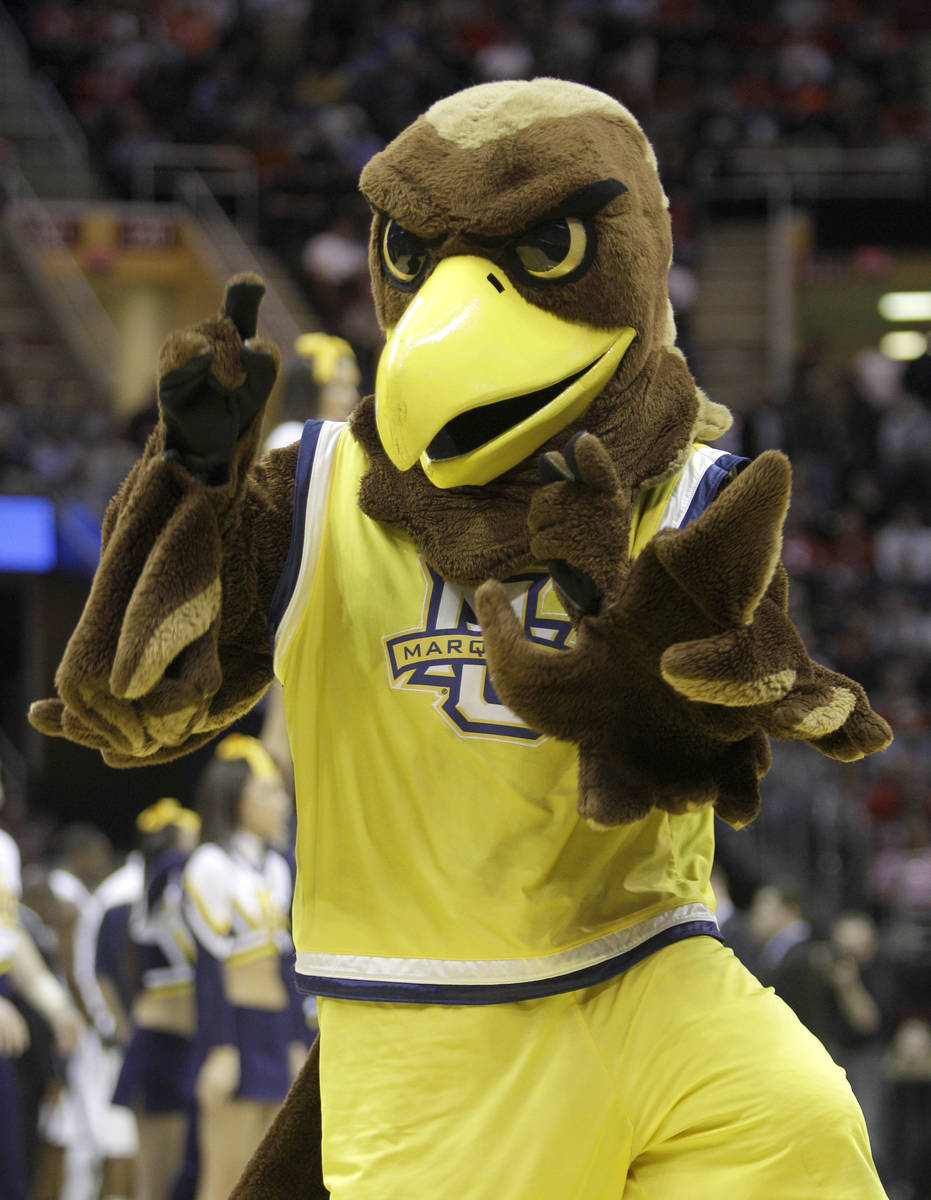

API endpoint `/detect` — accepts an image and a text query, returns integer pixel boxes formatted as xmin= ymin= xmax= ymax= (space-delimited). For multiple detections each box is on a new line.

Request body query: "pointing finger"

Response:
xmin=224 ymin=274 xmax=266 ymax=340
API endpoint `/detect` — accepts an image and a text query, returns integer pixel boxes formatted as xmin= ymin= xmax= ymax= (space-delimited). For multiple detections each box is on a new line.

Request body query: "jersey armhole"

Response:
xmin=661 ymin=446 xmax=750 ymax=532
xmin=269 ymin=419 xmax=346 ymax=676
xmin=268 ymin=420 xmax=325 ymax=644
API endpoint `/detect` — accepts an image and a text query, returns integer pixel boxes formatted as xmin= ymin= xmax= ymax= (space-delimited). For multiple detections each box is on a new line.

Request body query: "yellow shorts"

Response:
xmin=318 ymin=936 xmax=885 ymax=1198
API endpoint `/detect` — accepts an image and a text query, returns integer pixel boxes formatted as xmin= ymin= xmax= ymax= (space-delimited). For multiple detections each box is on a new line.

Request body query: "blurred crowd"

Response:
xmin=3 ymin=0 xmax=930 ymax=486
xmin=0 ymin=3 xmax=929 ymax=1193
xmin=6 ymin=0 xmax=931 ymax=356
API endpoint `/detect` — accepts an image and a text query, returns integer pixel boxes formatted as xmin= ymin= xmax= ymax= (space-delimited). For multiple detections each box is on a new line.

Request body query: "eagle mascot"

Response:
xmin=31 ymin=79 xmax=891 ymax=1198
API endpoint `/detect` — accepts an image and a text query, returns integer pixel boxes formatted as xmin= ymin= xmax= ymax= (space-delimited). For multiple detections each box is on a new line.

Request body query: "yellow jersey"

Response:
xmin=271 ymin=420 xmax=747 ymax=1003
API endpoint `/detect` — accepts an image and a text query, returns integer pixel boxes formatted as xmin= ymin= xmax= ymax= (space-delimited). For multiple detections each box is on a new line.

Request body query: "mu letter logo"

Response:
xmin=384 ymin=562 xmax=575 ymax=743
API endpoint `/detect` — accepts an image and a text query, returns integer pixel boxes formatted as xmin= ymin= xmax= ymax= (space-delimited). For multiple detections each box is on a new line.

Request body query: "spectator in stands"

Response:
xmin=299 ymin=214 xmax=369 ymax=327
xmin=812 ymin=911 xmax=890 ymax=1168
xmin=749 ymin=877 xmax=834 ymax=1045
xmin=710 ymin=864 xmax=759 ymax=973
xmin=874 ymin=504 xmax=931 ymax=584
xmin=883 ymin=1017 xmax=931 ymax=1200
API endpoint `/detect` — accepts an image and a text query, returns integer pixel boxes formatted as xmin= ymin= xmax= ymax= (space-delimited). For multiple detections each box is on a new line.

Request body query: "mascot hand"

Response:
xmin=651 ymin=452 xmax=891 ymax=765
xmin=476 ymin=438 xmax=891 ymax=829
xmin=159 ymin=273 xmax=279 ymax=481
xmin=28 ymin=276 xmax=281 ymax=763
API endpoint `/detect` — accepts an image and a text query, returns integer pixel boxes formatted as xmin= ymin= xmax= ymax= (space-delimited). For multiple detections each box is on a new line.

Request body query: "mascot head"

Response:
xmin=352 ymin=78 xmax=730 ymax=583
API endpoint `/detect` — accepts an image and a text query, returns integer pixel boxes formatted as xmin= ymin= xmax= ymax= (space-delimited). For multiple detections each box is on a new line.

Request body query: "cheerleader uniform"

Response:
xmin=113 ymin=847 xmax=198 ymax=1113
xmin=65 ymin=854 xmax=143 ymax=1168
xmin=182 ymin=829 xmax=301 ymax=1102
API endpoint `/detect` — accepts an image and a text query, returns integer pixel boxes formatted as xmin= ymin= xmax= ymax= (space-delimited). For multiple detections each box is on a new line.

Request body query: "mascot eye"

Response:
xmin=382 ymin=220 xmax=430 ymax=290
xmin=512 ymin=217 xmax=590 ymax=283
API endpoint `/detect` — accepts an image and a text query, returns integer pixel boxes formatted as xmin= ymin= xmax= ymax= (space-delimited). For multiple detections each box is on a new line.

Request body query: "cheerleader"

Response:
xmin=69 ymin=841 xmax=144 ymax=1200
xmin=0 ymin=767 xmax=83 ymax=1200
xmin=112 ymin=799 xmax=201 ymax=1200
xmin=183 ymin=735 xmax=308 ymax=1200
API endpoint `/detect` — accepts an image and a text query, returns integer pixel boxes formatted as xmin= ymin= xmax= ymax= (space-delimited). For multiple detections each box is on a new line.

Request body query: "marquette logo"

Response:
xmin=385 ymin=562 xmax=574 ymax=742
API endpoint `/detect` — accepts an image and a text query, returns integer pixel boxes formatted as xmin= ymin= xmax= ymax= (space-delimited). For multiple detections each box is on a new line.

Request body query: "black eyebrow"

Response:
xmin=464 ymin=178 xmax=628 ymax=247
xmin=375 ymin=208 xmax=446 ymax=247
xmin=540 ymin=178 xmax=628 ymax=221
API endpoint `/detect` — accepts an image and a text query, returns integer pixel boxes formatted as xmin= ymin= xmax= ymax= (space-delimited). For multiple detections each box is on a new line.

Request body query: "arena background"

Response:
xmin=0 ymin=2 xmax=929 ymax=1190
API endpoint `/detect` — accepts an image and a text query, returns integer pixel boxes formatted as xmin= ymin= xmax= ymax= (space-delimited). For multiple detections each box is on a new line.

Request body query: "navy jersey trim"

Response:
xmin=267 ymin=420 xmax=325 ymax=644
xmin=679 ymin=452 xmax=748 ymax=529
xmin=294 ymin=922 xmax=721 ymax=1006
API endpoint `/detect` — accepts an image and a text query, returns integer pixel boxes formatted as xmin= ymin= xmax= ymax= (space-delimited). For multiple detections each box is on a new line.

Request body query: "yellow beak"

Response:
xmin=375 ymin=256 xmax=636 ymax=488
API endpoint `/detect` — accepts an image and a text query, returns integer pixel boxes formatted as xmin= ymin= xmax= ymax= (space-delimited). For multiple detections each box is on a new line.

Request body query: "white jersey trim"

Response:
xmin=273 ymin=420 xmax=345 ymax=677
xmin=295 ymin=902 xmax=716 ymax=987
xmin=658 ymin=444 xmax=739 ymax=531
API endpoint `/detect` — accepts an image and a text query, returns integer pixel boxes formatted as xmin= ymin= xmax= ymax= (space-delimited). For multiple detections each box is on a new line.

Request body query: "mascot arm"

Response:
xmin=476 ymin=433 xmax=892 ymax=830
xmin=28 ymin=276 xmax=297 ymax=766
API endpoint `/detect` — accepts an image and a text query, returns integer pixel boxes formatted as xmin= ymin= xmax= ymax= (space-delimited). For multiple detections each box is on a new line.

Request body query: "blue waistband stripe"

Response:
xmin=294 ymin=923 xmax=721 ymax=1006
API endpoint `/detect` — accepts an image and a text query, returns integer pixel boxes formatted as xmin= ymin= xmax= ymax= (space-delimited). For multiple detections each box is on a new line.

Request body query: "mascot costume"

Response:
xmin=31 ymin=80 xmax=892 ymax=1198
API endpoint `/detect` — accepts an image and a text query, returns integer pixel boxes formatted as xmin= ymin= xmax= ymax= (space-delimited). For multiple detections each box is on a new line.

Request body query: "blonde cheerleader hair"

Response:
xmin=136 ymin=797 xmax=201 ymax=836
xmin=214 ymin=733 xmax=281 ymax=782
xmin=293 ymin=332 xmax=357 ymax=385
